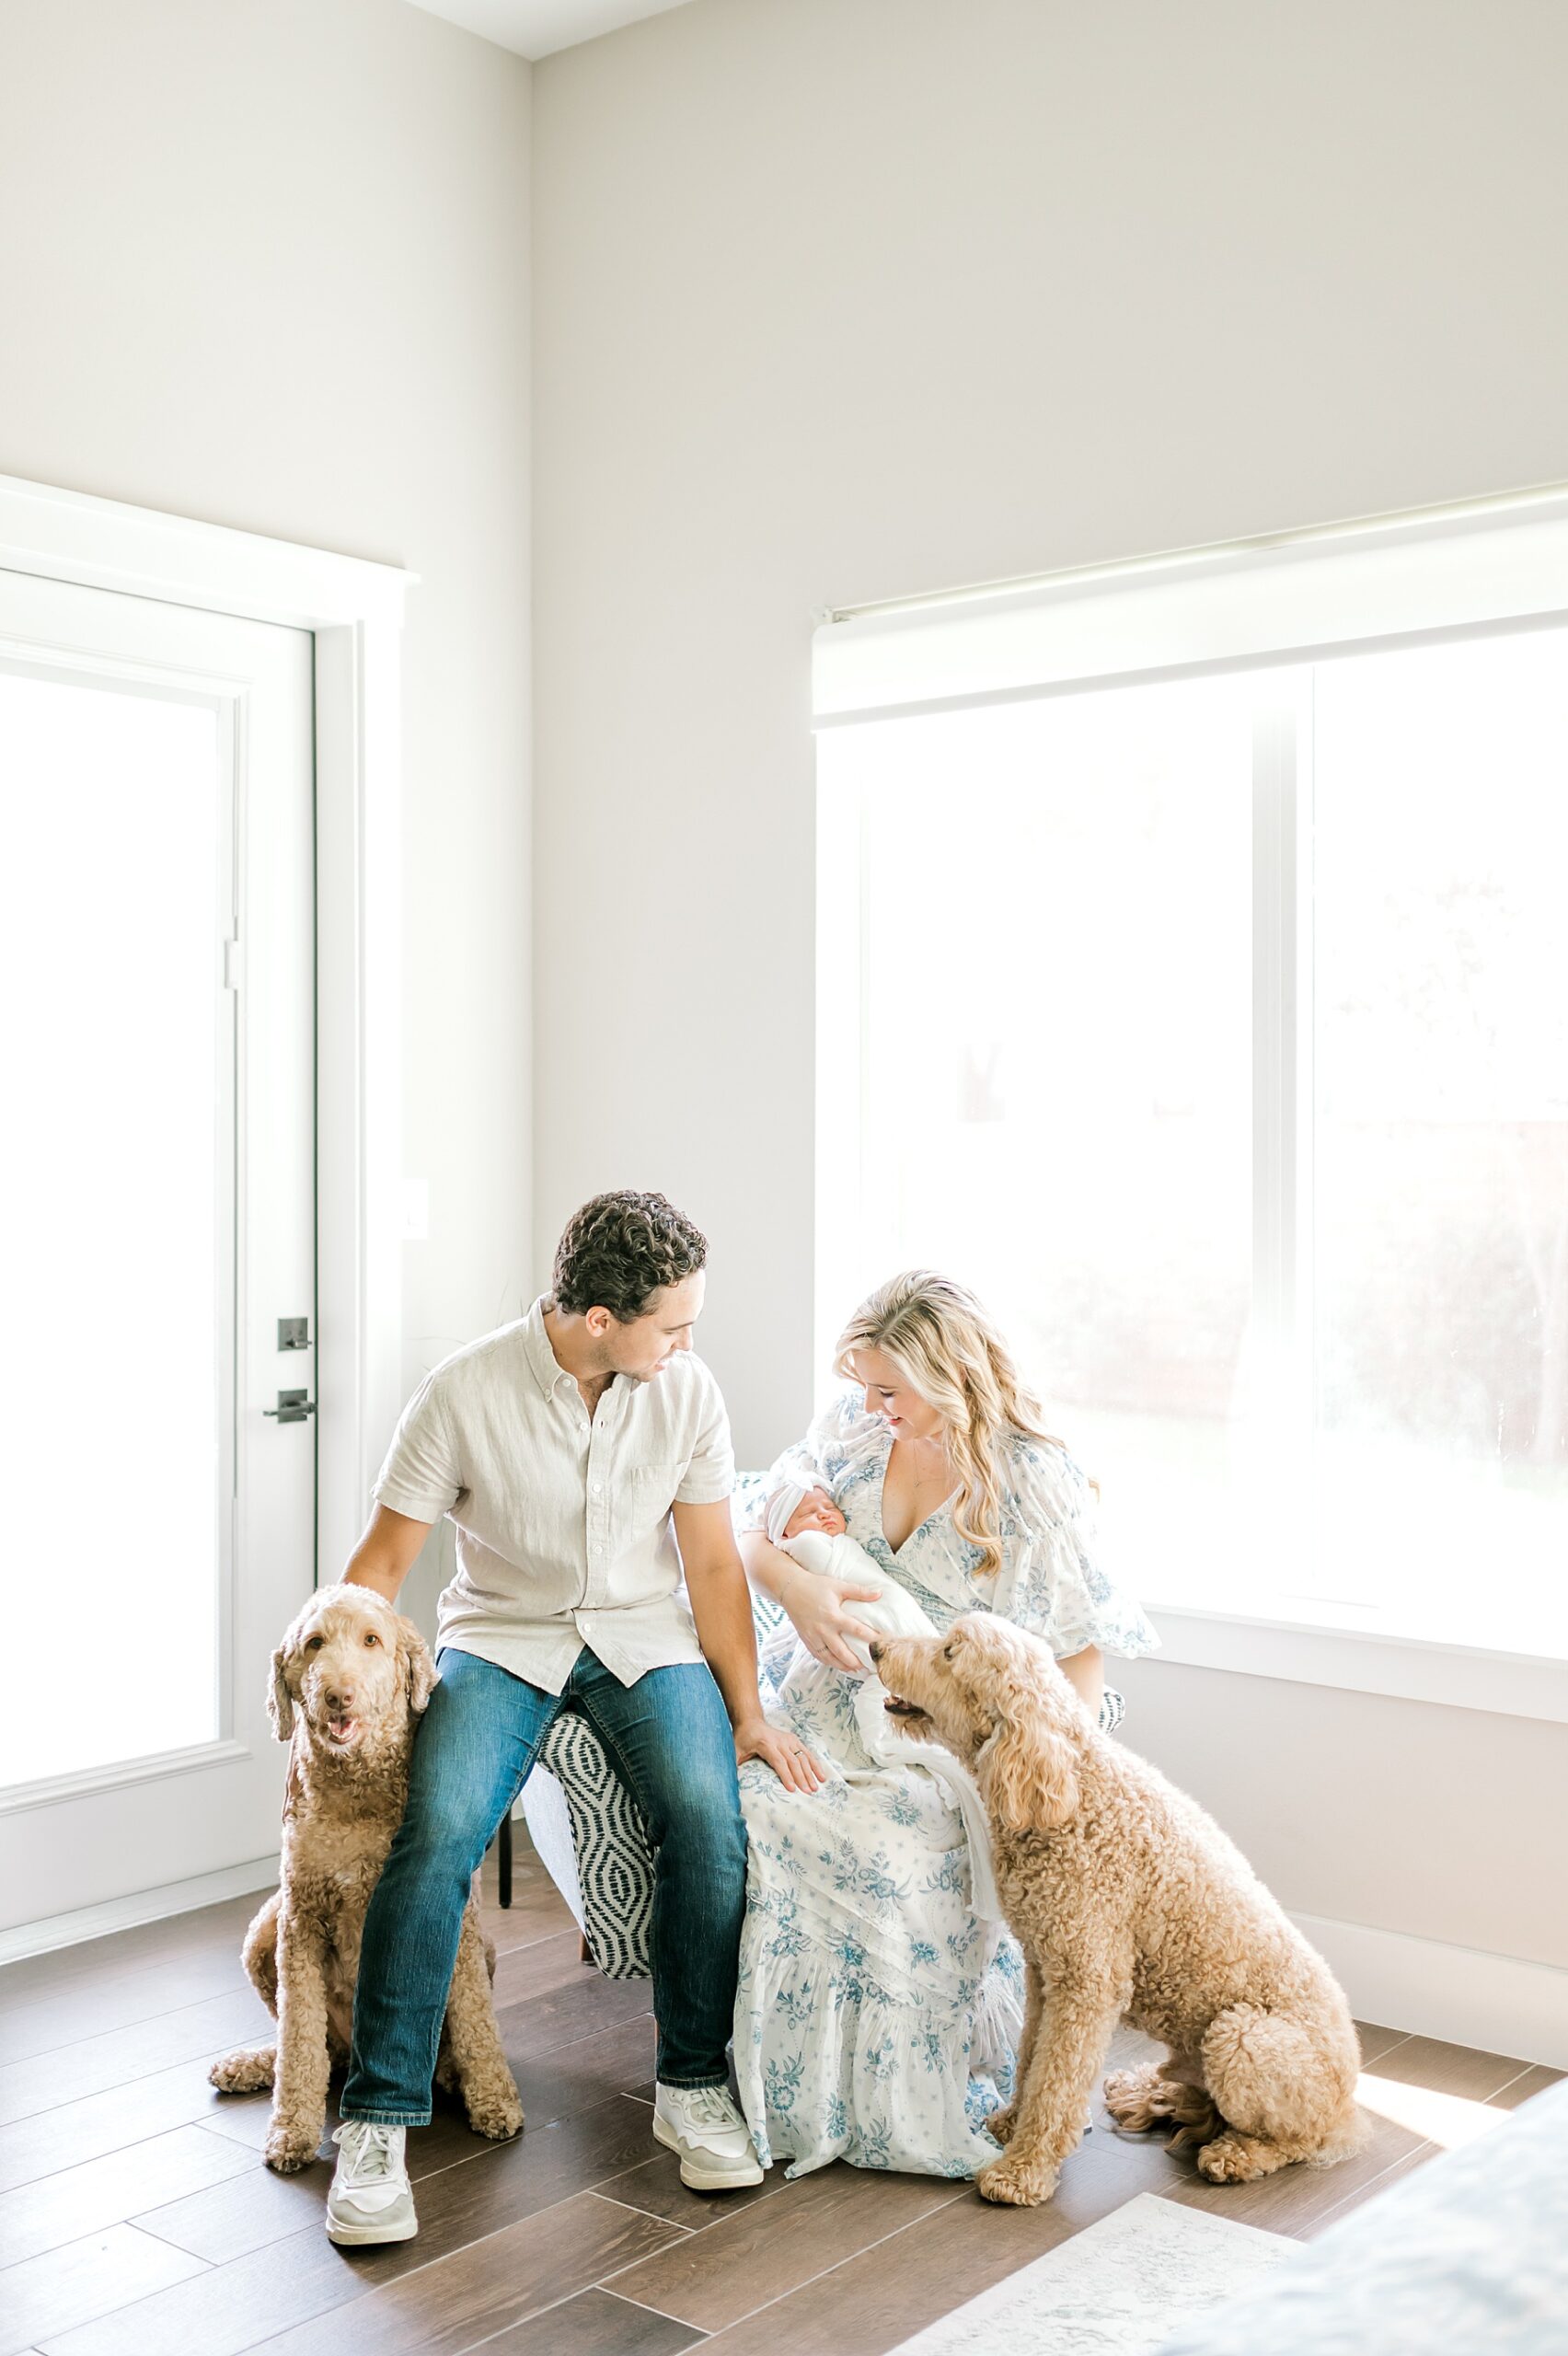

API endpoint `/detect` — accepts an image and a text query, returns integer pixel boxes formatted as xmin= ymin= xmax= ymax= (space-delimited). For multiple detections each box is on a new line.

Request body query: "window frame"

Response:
xmin=0 ymin=468 xmax=412 ymax=1696
xmin=813 ymin=490 xmax=1568 ymax=1723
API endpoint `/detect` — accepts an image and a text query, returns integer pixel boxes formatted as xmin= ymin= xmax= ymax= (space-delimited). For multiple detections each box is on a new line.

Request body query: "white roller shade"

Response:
xmin=813 ymin=486 xmax=1568 ymax=724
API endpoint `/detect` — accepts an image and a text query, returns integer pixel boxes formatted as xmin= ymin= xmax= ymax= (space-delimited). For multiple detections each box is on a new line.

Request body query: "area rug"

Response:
xmin=886 ymin=2191 xmax=1296 ymax=2356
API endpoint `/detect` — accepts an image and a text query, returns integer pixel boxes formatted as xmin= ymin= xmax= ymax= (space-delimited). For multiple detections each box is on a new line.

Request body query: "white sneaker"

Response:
xmin=653 ymin=2083 xmax=765 ymax=2190
xmin=325 ymin=2120 xmax=418 ymax=2244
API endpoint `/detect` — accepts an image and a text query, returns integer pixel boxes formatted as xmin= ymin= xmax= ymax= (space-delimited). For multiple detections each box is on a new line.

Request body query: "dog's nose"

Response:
xmin=868 ymin=1639 xmax=883 ymax=1661
xmin=324 ymin=1685 xmax=354 ymax=1712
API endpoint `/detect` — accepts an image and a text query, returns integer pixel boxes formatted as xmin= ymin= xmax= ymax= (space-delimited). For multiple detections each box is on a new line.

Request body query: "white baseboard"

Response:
xmin=2 ymin=1859 xmax=1561 ymax=2079
xmin=0 ymin=1854 xmax=280 ymax=1968
xmin=1292 ymin=1909 xmax=1568 ymax=2073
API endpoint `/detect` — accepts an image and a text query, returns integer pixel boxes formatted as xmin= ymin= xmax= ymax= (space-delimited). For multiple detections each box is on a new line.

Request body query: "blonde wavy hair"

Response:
xmin=836 ymin=1270 xmax=1087 ymax=1579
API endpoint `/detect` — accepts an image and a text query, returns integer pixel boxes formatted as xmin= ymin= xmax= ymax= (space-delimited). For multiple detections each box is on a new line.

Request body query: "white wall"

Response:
xmin=533 ymin=0 xmax=1568 ymax=1999
xmin=0 ymin=0 xmax=532 ymax=1631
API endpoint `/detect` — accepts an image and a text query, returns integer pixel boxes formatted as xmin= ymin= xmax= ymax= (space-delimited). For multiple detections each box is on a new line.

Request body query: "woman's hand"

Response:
xmin=735 ymin=1715 xmax=826 ymax=1793
xmin=778 ymin=1568 xmax=883 ymax=1674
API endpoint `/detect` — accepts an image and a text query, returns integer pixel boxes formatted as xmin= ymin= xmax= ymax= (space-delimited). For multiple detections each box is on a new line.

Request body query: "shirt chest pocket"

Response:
xmin=628 ymin=1461 xmax=682 ymax=1524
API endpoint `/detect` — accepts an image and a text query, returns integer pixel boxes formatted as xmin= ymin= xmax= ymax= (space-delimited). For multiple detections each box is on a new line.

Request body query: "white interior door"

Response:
xmin=0 ymin=569 xmax=315 ymax=1931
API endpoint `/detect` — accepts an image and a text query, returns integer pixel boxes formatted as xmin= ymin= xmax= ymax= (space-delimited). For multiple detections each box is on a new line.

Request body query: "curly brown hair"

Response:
xmin=548 ymin=1190 xmax=708 ymax=1323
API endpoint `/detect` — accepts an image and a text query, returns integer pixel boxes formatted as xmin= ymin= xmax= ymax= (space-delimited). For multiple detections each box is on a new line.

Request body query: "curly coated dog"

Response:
xmin=209 ymin=1584 xmax=523 ymax=2172
xmin=871 ymin=1614 xmax=1366 ymax=2208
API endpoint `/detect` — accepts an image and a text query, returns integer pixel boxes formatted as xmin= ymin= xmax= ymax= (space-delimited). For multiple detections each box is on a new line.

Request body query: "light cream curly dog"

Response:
xmin=209 ymin=1584 xmax=524 ymax=2173
xmin=871 ymin=1615 xmax=1366 ymax=2208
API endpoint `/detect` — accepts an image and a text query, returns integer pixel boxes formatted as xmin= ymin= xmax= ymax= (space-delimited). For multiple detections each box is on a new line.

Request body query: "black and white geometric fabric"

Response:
xmin=536 ymin=1710 xmax=655 ymax=1980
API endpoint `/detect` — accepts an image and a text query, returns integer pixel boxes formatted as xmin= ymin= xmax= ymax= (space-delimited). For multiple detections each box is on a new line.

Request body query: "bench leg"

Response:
xmin=498 ymin=1809 xmax=513 ymax=1910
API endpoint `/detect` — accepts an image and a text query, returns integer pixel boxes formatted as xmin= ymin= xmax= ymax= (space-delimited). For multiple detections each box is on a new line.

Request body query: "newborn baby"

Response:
xmin=766 ymin=1480 xmax=884 ymax=1669
xmin=769 ymin=1482 xmax=850 ymax=1541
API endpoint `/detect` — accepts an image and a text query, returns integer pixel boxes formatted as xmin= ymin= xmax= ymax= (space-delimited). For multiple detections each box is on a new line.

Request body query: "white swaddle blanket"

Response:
xmin=776 ymin=1527 xmax=1003 ymax=1924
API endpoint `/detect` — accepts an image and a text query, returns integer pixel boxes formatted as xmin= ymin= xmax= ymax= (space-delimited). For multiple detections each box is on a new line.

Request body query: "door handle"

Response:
xmin=263 ymin=1391 xmax=317 ymax=1424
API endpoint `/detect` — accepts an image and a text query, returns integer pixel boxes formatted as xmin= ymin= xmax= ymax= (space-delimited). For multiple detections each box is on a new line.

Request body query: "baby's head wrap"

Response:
xmin=765 ymin=1478 xmax=811 ymax=1546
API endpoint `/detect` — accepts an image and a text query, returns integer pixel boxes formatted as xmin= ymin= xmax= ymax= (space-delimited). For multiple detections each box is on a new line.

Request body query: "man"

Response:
xmin=326 ymin=1189 xmax=822 ymax=2245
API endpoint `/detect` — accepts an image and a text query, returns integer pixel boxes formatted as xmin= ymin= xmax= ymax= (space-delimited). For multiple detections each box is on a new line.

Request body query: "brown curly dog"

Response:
xmin=208 ymin=1584 xmax=524 ymax=2172
xmin=871 ymin=1615 xmax=1366 ymax=2208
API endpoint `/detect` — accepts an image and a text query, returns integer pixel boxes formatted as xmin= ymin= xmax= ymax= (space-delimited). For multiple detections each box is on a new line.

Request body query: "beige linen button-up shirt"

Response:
xmin=372 ymin=1295 xmax=736 ymax=1692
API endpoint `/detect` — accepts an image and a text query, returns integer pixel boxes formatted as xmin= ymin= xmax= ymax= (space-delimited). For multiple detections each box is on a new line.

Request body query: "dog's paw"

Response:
xmin=976 ymin=2154 xmax=1059 ymax=2208
xmin=209 ymin=2048 xmax=275 ymax=2095
xmin=1196 ymin=2131 xmax=1268 ymax=2185
xmin=986 ymin=2104 xmax=1017 ymax=2146
xmin=264 ymin=2123 xmax=324 ymax=2175
xmin=465 ymin=2088 xmax=525 ymax=2142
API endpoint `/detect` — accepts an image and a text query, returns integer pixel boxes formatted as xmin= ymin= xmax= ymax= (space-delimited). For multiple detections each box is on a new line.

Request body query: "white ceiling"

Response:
xmin=405 ymin=0 xmax=695 ymax=62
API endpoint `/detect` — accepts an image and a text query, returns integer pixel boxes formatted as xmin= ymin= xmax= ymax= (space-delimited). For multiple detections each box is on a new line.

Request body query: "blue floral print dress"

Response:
xmin=732 ymin=1385 xmax=1160 ymax=2181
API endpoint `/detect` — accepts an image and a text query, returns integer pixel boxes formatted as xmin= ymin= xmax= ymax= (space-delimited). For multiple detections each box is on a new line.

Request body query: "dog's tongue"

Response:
xmin=328 ymin=1715 xmax=356 ymax=1742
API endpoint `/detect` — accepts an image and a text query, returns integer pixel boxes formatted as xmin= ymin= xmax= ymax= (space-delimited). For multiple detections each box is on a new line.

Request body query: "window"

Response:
xmin=814 ymin=497 xmax=1568 ymax=1669
xmin=0 ymin=671 xmax=226 ymax=1784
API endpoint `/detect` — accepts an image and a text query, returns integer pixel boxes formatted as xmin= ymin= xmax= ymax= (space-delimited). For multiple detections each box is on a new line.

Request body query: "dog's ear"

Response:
xmin=396 ymin=1616 xmax=438 ymax=1716
xmin=268 ymin=1644 xmax=296 ymax=1742
xmin=975 ymin=1675 xmax=1079 ymax=1833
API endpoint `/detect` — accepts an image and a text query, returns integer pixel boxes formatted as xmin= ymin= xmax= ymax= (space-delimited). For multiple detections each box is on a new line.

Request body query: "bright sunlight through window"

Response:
xmin=817 ymin=627 xmax=1568 ymax=1657
xmin=0 ymin=671 xmax=225 ymax=1787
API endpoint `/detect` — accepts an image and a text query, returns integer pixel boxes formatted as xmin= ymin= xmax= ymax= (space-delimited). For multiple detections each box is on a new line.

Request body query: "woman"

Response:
xmin=733 ymin=1270 xmax=1159 ymax=2180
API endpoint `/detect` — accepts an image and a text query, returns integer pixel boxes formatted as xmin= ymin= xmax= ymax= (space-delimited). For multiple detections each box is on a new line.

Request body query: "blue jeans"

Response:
xmin=340 ymin=1643 xmax=747 ymax=2124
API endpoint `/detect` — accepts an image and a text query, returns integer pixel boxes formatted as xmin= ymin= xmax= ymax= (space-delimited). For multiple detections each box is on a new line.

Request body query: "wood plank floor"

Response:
xmin=0 ymin=1839 xmax=1559 ymax=2356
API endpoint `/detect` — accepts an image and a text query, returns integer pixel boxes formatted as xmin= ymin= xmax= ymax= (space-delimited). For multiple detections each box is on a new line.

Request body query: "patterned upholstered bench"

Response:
xmin=515 ymin=1534 xmax=1124 ymax=1977
xmin=515 ymin=1583 xmax=799 ymax=1974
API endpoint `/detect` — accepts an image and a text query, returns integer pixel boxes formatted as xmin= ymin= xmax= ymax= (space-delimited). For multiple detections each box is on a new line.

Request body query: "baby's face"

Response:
xmin=783 ymin=1485 xmax=847 ymax=1540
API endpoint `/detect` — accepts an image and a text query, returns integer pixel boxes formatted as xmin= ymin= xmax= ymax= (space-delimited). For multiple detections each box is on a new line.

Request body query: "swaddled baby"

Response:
xmin=764 ymin=1478 xmax=1001 ymax=1918
xmin=766 ymin=1480 xmax=889 ymax=1670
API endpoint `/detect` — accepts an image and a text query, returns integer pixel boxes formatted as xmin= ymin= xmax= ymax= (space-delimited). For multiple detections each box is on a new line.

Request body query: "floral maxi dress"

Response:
xmin=733 ymin=1387 xmax=1160 ymax=2180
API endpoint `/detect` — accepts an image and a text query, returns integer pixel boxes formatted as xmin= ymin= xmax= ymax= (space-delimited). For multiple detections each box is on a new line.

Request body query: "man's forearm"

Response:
xmin=339 ymin=1504 xmax=433 ymax=1607
xmin=342 ymin=1550 xmax=404 ymax=1606
xmin=685 ymin=1555 xmax=765 ymax=1727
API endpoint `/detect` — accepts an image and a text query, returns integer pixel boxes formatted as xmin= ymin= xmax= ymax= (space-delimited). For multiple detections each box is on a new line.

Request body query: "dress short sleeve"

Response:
xmin=996 ymin=1433 xmax=1160 ymax=1661
xmin=733 ymin=1385 xmax=873 ymax=1534
xmin=373 ymin=1369 xmax=465 ymax=1525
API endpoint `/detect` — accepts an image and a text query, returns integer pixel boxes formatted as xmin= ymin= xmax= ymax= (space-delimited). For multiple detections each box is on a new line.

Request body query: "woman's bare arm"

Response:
xmin=737 ymin=1526 xmax=795 ymax=1606
xmin=739 ymin=1529 xmax=881 ymax=1673
xmin=1056 ymin=1643 xmax=1104 ymax=1719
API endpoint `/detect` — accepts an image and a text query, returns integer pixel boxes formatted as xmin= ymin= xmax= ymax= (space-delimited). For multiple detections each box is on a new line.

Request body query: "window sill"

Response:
xmin=1136 ymin=1600 xmax=1568 ymax=1725
xmin=0 ymin=1738 xmax=254 ymax=1816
